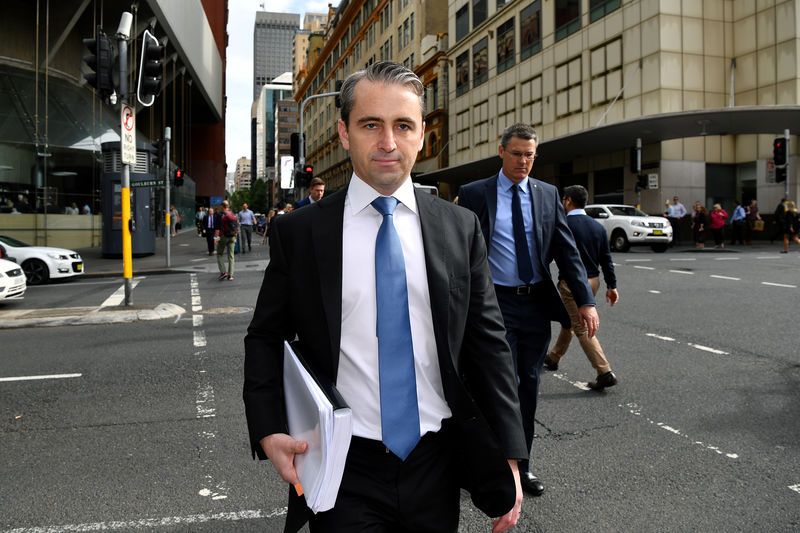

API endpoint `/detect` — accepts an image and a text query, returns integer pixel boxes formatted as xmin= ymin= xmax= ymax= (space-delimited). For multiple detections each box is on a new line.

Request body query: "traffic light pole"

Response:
xmin=298 ymin=90 xmax=341 ymax=165
xmin=165 ymin=127 xmax=172 ymax=268
xmin=634 ymin=137 xmax=642 ymax=208
xmin=117 ymin=13 xmax=133 ymax=306
xmin=784 ymin=129 xmax=790 ymax=200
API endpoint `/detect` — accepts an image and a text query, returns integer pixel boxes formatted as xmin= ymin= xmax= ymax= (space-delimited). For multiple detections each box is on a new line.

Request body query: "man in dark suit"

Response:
xmin=293 ymin=177 xmax=326 ymax=209
xmin=244 ymin=61 xmax=526 ymax=533
xmin=458 ymin=123 xmax=598 ymax=497
xmin=201 ymin=206 xmax=217 ymax=255
xmin=544 ymin=185 xmax=619 ymax=389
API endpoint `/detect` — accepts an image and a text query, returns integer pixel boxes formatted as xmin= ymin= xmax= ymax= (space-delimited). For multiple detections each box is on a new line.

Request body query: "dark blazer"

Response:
xmin=457 ymin=174 xmax=594 ymax=328
xmin=564 ymin=213 xmax=617 ymax=289
xmin=292 ymin=196 xmax=311 ymax=209
xmin=244 ymin=187 xmax=527 ymax=532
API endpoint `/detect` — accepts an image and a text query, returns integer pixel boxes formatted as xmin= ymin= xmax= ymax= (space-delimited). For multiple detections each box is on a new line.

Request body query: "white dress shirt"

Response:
xmin=337 ymin=174 xmax=452 ymax=441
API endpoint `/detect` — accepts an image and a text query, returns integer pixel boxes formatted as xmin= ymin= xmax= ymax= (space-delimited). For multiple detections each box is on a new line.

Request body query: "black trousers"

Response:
xmin=494 ymin=283 xmax=552 ymax=463
xmin=241 ymin=224 xmax=253 ymax=251
xmin=204 ymin=231 xmax=215 ymax=254
xmin=309 ymin=425 xmax=459 ymax=533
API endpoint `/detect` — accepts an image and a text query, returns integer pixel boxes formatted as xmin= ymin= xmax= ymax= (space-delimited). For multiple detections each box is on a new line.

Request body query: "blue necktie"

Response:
xmin=512 ymin=184 xmax=534 ymax=284
xmin=371 ymin=196 xmax=420 ymax=461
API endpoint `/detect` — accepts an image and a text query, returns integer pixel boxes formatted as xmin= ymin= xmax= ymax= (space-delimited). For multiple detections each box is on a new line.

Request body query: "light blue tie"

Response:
xmin=372 ymin=196 xmax=420 ymax=461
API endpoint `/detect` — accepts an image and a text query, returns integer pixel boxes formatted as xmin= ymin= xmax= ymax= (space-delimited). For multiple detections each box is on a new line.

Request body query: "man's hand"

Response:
xmin=492 ymin=459 xmax=522 ymax=533
xmin=578 ymin=305 xmax=599 ymax=338
xmin=605 ymin=288 xmax=619 ymax=307
xmin=259 ymin=433 xmax=308 ymax=485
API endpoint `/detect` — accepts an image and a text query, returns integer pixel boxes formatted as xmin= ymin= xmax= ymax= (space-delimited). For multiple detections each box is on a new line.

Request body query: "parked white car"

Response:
xmin=584 ymin=204 xmax=673 ymax=253
xmin=0 ymin=235 xmax=84 ymax=285
xmin=0 ymin=257 xmax=26 ymax=301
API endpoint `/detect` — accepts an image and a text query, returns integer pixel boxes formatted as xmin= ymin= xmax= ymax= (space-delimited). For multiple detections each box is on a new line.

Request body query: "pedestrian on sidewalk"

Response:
xmin=692 ymin=202 xmax=707 ymax=248
xmin=729 ymin=200 xmax=746 ymax=245
xmin=745 ymin=199 xmax=761 ymax=244
xmin=216 ymin=201 xmax=237 ymax=280
xmin=238 ymin=202 xmax=256 ymax=253
xmin=710 ymin=203 xmax=728 ymax=248
xmin=780 ymin=201 xmax=800 ymax=253
xmin=202 ymin=207 xmax=217 ymax=255
xmin=545 ymin=185 xmax=619 ymax=390
xmin=668 ymin=196 xmax=687 ymax=246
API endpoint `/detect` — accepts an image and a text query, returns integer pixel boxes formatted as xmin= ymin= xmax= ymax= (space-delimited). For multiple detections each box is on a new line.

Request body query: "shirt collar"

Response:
xmin=498 ymin=170 xmax=529 ymax=195
xmin=346 ymin=173 xmax=418 ymax=216
xmin=567 ymin=208 xmax=586 ymax=216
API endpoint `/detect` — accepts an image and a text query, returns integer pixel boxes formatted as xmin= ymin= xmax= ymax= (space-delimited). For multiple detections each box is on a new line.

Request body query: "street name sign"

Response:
xmin=132 ymin=179 xmax=164 ymax=188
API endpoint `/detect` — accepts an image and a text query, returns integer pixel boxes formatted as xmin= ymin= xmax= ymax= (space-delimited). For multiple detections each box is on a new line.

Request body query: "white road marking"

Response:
xmin=648 ymin=290 xmax=661 ymax=294
xmin=710 ymin=275 xmax=740 ymax=280
xmin=646 ymin=333 xmax=675 ymax=341
xmin=669 ymin=258 xmax=696 ymax=261
xmin=762 ymin=281 xmax=797 ymax=288
xmin=789 ymin=484 xmax=800 ymax=494
xmin=191 ymin=258 xmax=207 ymax=262
xmin=688 ymin=343 xmax=729 ymax=355
xmin=757 ymin=255 xmax=780 ymax=259
xmin=1 ymin=507 xmax=288 ymax=532
xmin=100 ymin=278 xmax=143 ymax=307
xmin=622 ymin=403 xmax=739 ymax=459
xmin=634 ymin=265 xmax=655 ymax=270
xmin=625 ymin=259 xmax=652 ymax=262
xmin=669 ymin=269 xmax=694 ymax=275
xmin=714 ymin=257 xmax=739 ymax=261
xmin=0 ymin=373 xmax=82 ymax=383
xmin=189 ymin=273 xmax=228 ymax=502
xmin=551 ymin=373 xmax=589 ymax=390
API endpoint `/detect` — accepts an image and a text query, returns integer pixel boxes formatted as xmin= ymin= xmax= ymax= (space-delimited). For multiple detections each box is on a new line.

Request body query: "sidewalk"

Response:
xmin=0 ymin=228 xmax=270 ymax=329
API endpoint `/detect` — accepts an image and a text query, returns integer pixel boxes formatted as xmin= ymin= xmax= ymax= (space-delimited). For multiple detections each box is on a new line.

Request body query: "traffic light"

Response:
xmin=773 ymin=137 xmax=787 ymax=166
xmin=635 ymin=174 xmax=648 ymax=192
xmin=303 ymin=164 xmax=313 ymax=178
xmin=776 ymin=165 xmax=787 ymax=183
xmin=82 ymin=26 xmax=114 ymax=98
xmin=290 ymin=132 xmax=304 ymax=160
xmin=174 ymin=169 xmax=184 ymax=187
xmin=137 ymin=29 xmax=164 ymax=107
xmin=151 ymin=139 xmax=166 ymax=168
xmin=294 ymin=164 xmax=313 ymax=188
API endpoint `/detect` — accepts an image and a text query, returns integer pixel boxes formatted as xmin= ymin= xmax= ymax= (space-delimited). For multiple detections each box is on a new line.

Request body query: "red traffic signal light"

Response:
xmin=174 ymin=169 xmax=184 ymax=187
xmin=303 ymin=164 xmax=313 ymax=174
xmin=773 ymin=137 xmax=787 ymax=166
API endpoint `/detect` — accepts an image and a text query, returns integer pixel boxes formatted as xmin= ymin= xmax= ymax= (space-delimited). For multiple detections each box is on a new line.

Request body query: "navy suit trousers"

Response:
xmin=495 ymin=284 xmax=552 ymax=460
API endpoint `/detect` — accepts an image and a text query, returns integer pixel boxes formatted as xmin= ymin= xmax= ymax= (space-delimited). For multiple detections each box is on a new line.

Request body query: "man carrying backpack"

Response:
xmin=216 ymin=200 xmax=237 ymax=280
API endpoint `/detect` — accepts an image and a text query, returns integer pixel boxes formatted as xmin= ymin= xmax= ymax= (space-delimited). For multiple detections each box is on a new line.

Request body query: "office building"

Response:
xmin=253 ymin=12 xmax=300 ymax=99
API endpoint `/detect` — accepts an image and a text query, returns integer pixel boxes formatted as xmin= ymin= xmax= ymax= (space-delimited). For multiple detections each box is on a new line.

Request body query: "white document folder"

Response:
xmin=283 ymin=341 xmax=353 ymax=513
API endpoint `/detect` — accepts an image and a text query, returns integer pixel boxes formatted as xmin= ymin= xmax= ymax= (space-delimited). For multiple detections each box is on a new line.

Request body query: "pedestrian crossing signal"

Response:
xmin=174 ymin=169 xmax=184 ymax=187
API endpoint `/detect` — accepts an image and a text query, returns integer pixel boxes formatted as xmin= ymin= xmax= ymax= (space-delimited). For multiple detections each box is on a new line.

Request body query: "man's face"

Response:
xmin=242 ymin=203 xmax=248 ymax=211
xmin=310 ymin=184 xmax=325 ymax=201
xmin=498 ymin=136 xmax=537 ymax=184
xmin=337 ymin=80 xmax=425 ymax=196
xmin=673 ymin=197 xmax=679 ymax=204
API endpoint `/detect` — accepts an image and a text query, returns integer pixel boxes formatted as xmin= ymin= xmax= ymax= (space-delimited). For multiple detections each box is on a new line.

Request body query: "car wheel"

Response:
xmin=651 ymin=243 xmax=668 ymax=253
xmin=610 ymin=230 xmax=630 ymax=252
xmin=23 ymin=258 xmax=49 ymax=285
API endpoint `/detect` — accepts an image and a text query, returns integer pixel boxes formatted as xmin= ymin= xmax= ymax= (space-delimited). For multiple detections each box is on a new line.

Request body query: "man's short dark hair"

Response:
xmin=339 ymin=61 xmax=425 ymax=126
xmin=310 ymin=177 xmax=325 ymax=188
xmin=500 ymin=123 xmax=538 ymax=148
xmin=563 ymin=185 xmax=588 ymax=208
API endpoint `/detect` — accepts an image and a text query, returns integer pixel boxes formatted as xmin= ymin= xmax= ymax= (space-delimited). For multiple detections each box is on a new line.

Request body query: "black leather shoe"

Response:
xmin=543 ymin=355 xmax=558 ymax=371
xmin=520 ymin=471 xmax=545 ymax=496
xmin=588 ymin=371 xmax=618 ymax=390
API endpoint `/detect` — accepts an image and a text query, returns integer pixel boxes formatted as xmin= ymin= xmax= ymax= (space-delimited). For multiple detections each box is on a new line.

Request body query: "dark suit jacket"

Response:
xmin=563 ymin=213 xmax=616 ymax=289
xmin=457 ymin=174 xmax=594 ymax=328
xmin=292 ymin=196 xmax=311 ymax=209
xmin=244 ymin=187 xmax=526 ymax=532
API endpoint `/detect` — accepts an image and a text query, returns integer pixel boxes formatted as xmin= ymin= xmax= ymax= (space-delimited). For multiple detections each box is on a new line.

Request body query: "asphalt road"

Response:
xmin=1 ymin=246 xmax=799 ymax=532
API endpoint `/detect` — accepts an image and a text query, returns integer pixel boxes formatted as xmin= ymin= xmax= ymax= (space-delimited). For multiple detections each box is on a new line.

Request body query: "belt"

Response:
xmin=494 ymin=281 xmax=547 ymax=295
xmin=350 ymin=419 xmax=453 ymax=457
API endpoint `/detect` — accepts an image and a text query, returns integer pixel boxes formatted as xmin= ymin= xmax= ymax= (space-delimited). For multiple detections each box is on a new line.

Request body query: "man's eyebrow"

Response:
xmin=356 ymin=116 xmax=383 ymax=125
xmin=355 ymin=116 xmax=417 ymax=126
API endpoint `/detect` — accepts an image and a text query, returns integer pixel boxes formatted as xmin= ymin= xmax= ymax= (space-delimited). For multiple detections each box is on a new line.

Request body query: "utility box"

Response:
xmin=100 ymin=141 xmax=159 ymax=257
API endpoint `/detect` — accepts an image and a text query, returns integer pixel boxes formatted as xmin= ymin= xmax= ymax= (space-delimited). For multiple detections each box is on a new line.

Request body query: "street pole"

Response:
xmin=165 ymin=127 xmax=171 ymax=267
xmin=297 ymin=90 xmax=340 ymax=179
xmin=635 ymin=137 xmax=642 ymax=209
xmin=117 ymin=12 xmax=133 ymax=306
xmin=784 ymin=128 xmax=790 ymax=200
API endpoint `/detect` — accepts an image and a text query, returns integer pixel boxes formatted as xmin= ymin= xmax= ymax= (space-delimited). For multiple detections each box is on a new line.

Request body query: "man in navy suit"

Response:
xmin=244 ymin=61 xmax=525 ymax=533
xmin=293 ymin=177 xmax=326 ymax=209
xmin=545 ymin=185 xmax=619 ymax=390
xmin=458 ymin=123 xmax=598 ymax=497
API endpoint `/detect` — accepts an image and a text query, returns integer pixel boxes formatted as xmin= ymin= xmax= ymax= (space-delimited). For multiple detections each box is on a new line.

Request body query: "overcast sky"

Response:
xmin=225 ymin=0 xmax=332 ymax=174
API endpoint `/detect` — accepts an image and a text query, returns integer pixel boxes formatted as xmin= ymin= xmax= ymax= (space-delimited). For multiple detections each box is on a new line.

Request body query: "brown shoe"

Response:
xmin=588 ymin=371 xmax=618 ymax=390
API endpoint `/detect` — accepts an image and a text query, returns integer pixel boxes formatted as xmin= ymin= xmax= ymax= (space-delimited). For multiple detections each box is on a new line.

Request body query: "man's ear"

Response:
xmin=337 ymin=119 xmax=350 ymax=150
xmin=419 ymin=121 xmax=426 ymax=152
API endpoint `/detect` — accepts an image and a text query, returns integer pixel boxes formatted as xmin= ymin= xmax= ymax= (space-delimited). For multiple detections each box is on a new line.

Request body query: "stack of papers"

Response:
xmin=283 ymin=341 xmax=353 ymax=513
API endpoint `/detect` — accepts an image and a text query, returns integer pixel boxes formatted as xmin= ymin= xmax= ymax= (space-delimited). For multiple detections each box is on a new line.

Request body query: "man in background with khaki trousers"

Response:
xmin=544 ymin=185 xmax=619 ymax=390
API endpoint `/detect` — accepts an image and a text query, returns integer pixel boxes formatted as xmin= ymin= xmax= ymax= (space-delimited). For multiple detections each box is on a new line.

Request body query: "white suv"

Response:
xmin=584 ymin=204 xmax=673 ymax=253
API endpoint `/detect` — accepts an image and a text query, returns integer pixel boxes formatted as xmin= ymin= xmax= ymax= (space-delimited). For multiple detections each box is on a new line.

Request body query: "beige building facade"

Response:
xmin=447 ymin=0 xmax=800 ymax=214
xmin=234 ymin=158 xmax=252 ymax=190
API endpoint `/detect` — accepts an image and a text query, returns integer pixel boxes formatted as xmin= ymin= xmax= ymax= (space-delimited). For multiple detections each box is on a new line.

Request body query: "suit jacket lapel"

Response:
xmin=312 ymin=189 xmax=345 ymax=377
xmin=484 ymin=174 xmax=499 ymax=240
xmin=528 ymin=177 xmax=545 ymax=264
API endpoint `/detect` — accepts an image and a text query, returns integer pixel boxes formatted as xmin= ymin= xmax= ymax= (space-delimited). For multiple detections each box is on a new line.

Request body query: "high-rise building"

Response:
xmin=253 ymin=12 xmax=300 ymax=99
xmin=234 ymin=158 xmax=252 ymax=190
xmin=294 ymin=13 xmax=329 ymax=93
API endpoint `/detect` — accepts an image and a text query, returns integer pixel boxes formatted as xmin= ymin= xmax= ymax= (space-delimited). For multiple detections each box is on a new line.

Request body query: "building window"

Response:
xmin=590 ymin=0 xmax=620 ymax=23
xmin=426 ymin=78 xmax=439 ymax=111
xmin=457 ymin=109 xmax=471 ymax=151
xmin=472 ymin=37 xmax=488 ymax=88
xmin=496 ymin=88 xmax=516 ymax=133
xmin=398 ymin=26 xmax=403 ymax=52
xmin=590 ymin=38 xmax=622 ymax=107
xmin=496 ymin=18 xmax=515 ymax=74
xmin=456 ymin=51 xmax=470 ymax=96
xmin=520 ymin=1 xmax=541 ymax=60
xmin=473 ymin=100 xmax=489 ymax=145
xmin=521 ymin=76 xmax=543 ymax=125
xmin=456 ymin=5 xmax=469 ymax=42
xmin=555 ymin=0 xmax=581 ymax=41
xmin=403 ymin=18 xmax=410 ymax=47
xmin=410 ymin=13 xmax=414 ymax=42
xmin=473 ymin=0 xmax=487 ymax=28
xmin=555 ymin=56 xmax=582 ymax=117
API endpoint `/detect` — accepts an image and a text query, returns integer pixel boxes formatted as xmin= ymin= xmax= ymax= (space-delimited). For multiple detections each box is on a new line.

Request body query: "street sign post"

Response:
xmin=121 ymin=104 xmax=136 ymax=165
